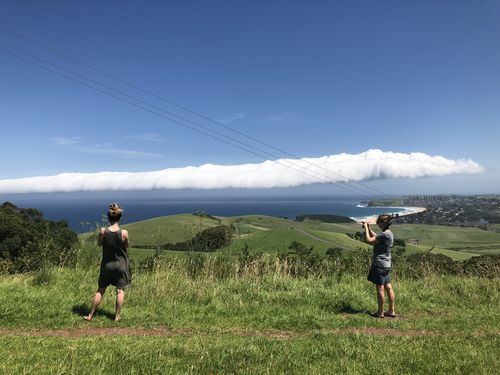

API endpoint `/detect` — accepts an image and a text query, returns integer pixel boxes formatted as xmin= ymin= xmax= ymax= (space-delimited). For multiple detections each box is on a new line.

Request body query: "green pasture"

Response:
xmin=0 ymin=265 xmax=498 ymax=374
xmin=225 ymin=228 xmax=358 ymax=254
xmin=0 ymin=334 xmax=497 ymax=374
xmin=393 ymin=224 xmax=500 ymax=250
xmin=123 ymin=214 xmax=226 ymax=246
xmin=80 ymin=214 xmax=500 ymax=261
xmin=1 ymin=267 xmax=499 ymax=333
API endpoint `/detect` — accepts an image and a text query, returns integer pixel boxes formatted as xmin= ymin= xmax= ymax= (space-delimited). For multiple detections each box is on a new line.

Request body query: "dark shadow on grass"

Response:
xmin=320 ymin=301 xmax=367 ymax=314
xmin=72 ymin=303 xmax=115 ymax=320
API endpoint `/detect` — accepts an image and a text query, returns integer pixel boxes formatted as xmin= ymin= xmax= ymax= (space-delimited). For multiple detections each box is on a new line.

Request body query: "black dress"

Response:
xmin=98 ymin=228 xmax=132 ymax=288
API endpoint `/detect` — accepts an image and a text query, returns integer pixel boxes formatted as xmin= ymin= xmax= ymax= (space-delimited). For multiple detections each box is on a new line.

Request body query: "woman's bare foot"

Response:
xmin=83 ymin=315 xmax=93 ymax=321
xmin=384 ymin=311 xmax=396 ymax=318
xmin=114 ymin=315 xmax=121 ymax=322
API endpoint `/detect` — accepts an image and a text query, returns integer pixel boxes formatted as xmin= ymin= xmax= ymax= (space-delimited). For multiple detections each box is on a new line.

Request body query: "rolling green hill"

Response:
xmin=123 ymin=213 xmax=228 ymax=246
xmin=101 ymin=213 xmax=500 ymax=261
xmin=392 ymin=224 xmax=500 ymax=254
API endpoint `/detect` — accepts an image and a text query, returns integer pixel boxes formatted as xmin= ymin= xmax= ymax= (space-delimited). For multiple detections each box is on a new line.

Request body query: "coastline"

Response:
xmin=352 ymin=206 xmax=427 ymax=224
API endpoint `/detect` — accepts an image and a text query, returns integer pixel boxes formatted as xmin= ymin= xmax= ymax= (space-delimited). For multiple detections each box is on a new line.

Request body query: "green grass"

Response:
xmin=1 ymin=266 xmax=499 ymax=333
xmin=393 ymin=224 xmax=500 ymax=250
xmin=81 ymin=214 xmax=500 ymax=261
xmin=403 ymin=244 xmax=481 ymax=261
xmin=0 ymin=334 xmax=497 ymax=374
xmin=225 ymin=228 xmax=341 ymax=253
xmin=1 ymin=256 xmax=499 ymax=373
xmin=4 ymin=214 xmax=500 ymax=372
xmin=123 ymin=213 xmax=227 ymax=246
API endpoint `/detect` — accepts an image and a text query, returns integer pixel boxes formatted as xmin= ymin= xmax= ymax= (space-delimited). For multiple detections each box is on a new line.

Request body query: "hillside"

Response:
xmin=110 ymin=213 xmax=500 ymax=261
xmin=123 ymin=213 xmax=230 ymax=246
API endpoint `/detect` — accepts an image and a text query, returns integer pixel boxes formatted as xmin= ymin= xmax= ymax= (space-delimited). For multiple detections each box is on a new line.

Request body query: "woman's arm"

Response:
xmin=122 ymin=229 xmax=129 ymax=249
xmin=362 ymin=222 xmax=377 ymax=244
xmin=97 ymin=227 xmax=105 ymax=246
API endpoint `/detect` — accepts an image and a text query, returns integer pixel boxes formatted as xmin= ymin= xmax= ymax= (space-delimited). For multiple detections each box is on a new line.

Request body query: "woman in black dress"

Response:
xmin=84 ymin=203 xmax=132 ymax=321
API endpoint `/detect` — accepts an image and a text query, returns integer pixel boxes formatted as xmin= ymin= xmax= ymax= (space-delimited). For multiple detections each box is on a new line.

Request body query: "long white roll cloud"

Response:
xmin=0 ymin=150 xmax=483 ymax=194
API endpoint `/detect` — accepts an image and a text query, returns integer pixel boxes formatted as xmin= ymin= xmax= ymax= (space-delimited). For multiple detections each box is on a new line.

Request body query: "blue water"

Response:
xmin=5 ymin=197 xmax=406 ymax=233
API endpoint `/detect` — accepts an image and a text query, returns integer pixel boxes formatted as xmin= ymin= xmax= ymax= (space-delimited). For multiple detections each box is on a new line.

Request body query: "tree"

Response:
xmin=0 ymin=202 xmax=78 ymax=272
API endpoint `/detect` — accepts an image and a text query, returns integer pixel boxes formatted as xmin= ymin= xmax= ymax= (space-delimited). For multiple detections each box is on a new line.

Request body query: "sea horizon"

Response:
xmin=1 ymin=195 xmax=408 ymax=233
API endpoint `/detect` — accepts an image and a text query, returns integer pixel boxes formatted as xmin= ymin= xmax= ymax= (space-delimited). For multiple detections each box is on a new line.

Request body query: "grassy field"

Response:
xmin=393 ymin=224 xmax=500 ymax=250
xmin=123 ymin=214 xmax=230 ymax=245
xmin=2 ymin=214 xmax=498 ymax=373
xmin=0 ymin=264 xmax=498 ymax=373
xmin=117 ymin=214 xmax=500 ymax=260
xmin=0 ymin=334 xmax=497 ymax=374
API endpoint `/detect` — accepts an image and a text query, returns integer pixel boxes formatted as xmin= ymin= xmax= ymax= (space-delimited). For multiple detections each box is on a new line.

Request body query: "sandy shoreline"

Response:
xmin=353 ymin=206 xmax=427 ymax=224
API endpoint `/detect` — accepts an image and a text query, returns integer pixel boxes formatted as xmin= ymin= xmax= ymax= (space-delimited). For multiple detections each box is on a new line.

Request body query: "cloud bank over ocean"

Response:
xmin=0 ymin=150 xmax=483 ymax=194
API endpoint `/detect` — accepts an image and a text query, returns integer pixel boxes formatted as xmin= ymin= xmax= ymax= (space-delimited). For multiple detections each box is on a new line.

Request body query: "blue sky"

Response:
xmin=1 ymin=1 xmax=499 ymax=196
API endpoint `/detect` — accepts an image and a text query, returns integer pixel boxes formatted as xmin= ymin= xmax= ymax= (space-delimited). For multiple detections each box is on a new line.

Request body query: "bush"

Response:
xmin=462 ymin=255 xmax=500 ymax=278
xmin=276 ymin=241 xmax=322 ymax=277
xmin=162 ymin=225 xmax=234 ymax=252
xmin=396 ymin=253 xmax=459 ymax=278
xmin=326 ymin=247 xmax=343 ymax=258
xmin=0 ymin=202 xmax=79 ymax=273
xmin=295 ymin=214 xmax=354 ymax=223
xmin=394 ymin=238 xmax=406 ymax=247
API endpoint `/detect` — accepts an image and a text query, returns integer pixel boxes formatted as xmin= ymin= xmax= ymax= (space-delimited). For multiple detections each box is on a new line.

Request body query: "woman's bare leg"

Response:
xmin=376 ymin=285 xmax=385 ymax=316
xmin=84 ymin=287 xmax=106 ymax=320
xmin=114 ymin=289 xmax=124 ymax=321
xmin=385 ymin=282 xmax=396 ymax=316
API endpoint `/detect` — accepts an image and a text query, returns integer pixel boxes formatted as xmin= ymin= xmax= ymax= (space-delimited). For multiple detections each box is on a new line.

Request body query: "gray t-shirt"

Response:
xmin=372 ymin=230 xmax=393 ymax=268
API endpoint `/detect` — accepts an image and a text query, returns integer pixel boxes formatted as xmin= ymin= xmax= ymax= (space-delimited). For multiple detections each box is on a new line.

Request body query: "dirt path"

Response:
xmin=0 ymin=326 xmax=493 ymax=339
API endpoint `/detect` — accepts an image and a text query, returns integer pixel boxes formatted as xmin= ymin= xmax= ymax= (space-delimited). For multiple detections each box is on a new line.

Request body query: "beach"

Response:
xmin=354 ymin=206 xmax=427 ymax=224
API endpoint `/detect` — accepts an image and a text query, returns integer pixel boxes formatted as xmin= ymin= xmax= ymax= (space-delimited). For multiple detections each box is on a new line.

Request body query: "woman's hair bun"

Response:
xmin=109 ymin=202 xmax=122 ymax=212
xmin=107 ymin=202 xmax=123 ymax=222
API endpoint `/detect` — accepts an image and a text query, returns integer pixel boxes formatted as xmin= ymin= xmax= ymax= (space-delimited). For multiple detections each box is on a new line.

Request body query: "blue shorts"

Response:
xmin=367 ymin=265 xmax=391 ymax=285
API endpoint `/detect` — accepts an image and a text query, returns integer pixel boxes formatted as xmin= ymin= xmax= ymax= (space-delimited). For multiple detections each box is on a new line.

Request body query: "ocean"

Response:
xmin=4 ymin=196 xmax=407 ymax=233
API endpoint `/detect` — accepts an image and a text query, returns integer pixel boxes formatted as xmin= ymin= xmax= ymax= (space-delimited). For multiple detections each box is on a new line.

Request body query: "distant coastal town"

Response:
xmin=353 ymin=206 xmax=426 ymax=225
xmin=367 ymin=195 xmax=500 ymax=226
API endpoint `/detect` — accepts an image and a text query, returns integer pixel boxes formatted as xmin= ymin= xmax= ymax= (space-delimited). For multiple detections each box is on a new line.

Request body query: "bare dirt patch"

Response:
xmin=0 ymin=327 xmax=192 ymax=338
xmin=1 ymin=326 xmax=492 ymax=339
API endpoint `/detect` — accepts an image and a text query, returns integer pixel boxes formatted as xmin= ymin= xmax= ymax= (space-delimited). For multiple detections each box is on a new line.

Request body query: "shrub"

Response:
xmin=462 ymin=255 xmax=500 ymax=278
xmin=397 ymin=253 xmax=459 ymax=278
xmin=295 ymin=214 xmax=354 ymax=223
xmin=0 ymin=202 xmax=79 ymax=273
xmin=277 ymin=241 xmax=323 ymax=277
xmin=163 ymin=225 xmax=234 ymax=252
xmin=394 ymin=238 xmax=406 ymax=247
xmin=326 ymin=247 xmax=343 ymax=258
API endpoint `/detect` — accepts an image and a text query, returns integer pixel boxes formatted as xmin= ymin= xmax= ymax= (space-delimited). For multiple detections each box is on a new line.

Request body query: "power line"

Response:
xmin=0 ymin=26 xmax=394 ymax=198
xmin=0 ymin=25 xmax=390 ymax=197
xmin=0 ymin=46 xmax=376 ymax=197
xmin=0 ymin=25 xmax=393 ymax=199
xmin=0 ymin=44 xmax=374 ymax=196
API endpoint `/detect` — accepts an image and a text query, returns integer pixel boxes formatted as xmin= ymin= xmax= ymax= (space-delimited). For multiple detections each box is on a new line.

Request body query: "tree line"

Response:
xmin=0 ymin=202 xmax=78 ymax=273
